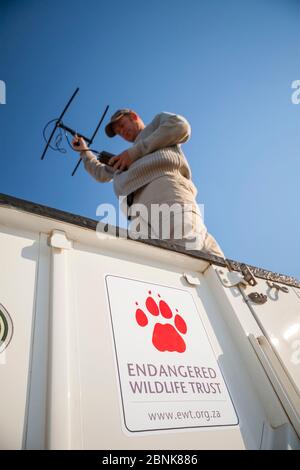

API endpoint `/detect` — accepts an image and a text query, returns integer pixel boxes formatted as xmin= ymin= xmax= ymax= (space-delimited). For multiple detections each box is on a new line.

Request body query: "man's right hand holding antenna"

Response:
xmin=72 ymin=134 xmax=89 ymax=152
xmin=71 ymin=134 xmax=115 ymax=166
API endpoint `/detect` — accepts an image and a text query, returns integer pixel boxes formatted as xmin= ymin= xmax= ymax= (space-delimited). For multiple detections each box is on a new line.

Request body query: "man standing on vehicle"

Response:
xmin=72 ymin=109 xmax=224 ymax=257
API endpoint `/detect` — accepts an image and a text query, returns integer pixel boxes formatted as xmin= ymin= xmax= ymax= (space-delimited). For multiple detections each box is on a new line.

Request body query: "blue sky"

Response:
xmin=0 ymin=0 xmax=299 ymax=279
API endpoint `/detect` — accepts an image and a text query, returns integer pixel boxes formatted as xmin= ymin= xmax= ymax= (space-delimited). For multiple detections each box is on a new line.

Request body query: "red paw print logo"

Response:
xmin=135 ymin=291 xmax=187 ymax=353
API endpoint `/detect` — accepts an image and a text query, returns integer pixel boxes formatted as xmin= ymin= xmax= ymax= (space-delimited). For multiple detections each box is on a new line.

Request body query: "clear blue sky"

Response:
xmin=1 ymin=0 xmax=299 ymax=279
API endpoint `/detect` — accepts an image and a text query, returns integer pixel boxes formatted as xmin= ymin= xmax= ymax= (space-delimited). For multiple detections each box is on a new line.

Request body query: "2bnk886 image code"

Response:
xmin=146 ymin=454 xmax=198 ymax=465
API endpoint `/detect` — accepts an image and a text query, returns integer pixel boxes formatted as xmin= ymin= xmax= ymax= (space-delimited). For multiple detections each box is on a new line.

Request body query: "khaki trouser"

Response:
xmin=128 ymin=205 xmax=224 ymax=258
xmin=127 ymin=175 xmax=224 ymax=258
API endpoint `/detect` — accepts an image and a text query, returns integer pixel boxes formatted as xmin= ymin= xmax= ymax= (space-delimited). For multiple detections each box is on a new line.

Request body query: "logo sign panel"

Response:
xmin=106 ymin=276 xmax=238 ymax=432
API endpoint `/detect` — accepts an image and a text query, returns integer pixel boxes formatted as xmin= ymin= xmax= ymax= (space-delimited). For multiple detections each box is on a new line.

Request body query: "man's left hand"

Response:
xmin=109 ymin=150 xmax=134 ymax=171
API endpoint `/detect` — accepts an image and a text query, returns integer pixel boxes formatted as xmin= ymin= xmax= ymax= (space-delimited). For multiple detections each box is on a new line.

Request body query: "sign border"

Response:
xmin=105 ymin=274 xmax=239 ymax=433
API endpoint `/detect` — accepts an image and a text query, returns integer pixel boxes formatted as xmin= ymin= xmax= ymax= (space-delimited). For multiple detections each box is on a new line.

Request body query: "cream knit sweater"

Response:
xmin=80 ymin=112 xmax=194 ymax=198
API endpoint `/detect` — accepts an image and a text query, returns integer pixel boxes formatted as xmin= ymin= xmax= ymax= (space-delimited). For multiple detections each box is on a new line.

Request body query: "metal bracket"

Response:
xmin=48 ymin=230 xmax=73 ymax=250
xmin=240 ymin=263 xmax=257 ymax=286
xmin=248 ymin=292 xmax=268 ymax=304
xmin=183 ymin=272 xmax=201 ymax=285
xmin=266 ymin=281 xmax=289 ymax=293
xmin=216 ymin=269 xmax=248 ymax=288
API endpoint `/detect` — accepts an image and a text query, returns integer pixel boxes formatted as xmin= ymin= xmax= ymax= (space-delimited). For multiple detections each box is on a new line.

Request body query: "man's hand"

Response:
xmin=109 ymin=150 xmax=134 ymax=171
xmin=71 ymin=134 xmax=89 ymax=152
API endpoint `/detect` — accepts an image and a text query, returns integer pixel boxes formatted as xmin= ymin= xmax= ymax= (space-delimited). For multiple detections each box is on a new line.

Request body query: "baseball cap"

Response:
xmin=105 ymin=108 xmax=133 ymax=138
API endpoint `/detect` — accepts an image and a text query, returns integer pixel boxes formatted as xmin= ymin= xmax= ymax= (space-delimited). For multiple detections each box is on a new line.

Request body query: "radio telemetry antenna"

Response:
xmin=41 ymin=88 xmax=114 ymax=176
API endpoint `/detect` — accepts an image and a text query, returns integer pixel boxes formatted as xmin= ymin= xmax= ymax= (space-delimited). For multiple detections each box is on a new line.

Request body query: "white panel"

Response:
xmin=0 ymin=224 xmax=38 ymax=449
xmin=212 ymin=265 xmax=300 ymax=446
xmin=246 ymin=279 xmax=300 ymax=398
xmin=70 ymin=242 xmax=268 ymax=449
xmin=2 ymin=203 xmax=299 ymax=449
